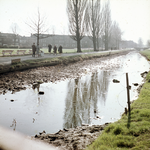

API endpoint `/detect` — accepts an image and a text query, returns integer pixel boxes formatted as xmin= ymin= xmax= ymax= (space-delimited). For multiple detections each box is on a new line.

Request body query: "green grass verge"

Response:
xmin=140 ymin=49 xmax=150 ymax=60
xmin=22 ymin=52 xmax=107 ymax=64
xmin=0 ymin=48 xmax=93 ymax=56
xmin=86 ymin=49 xmax=150 ymax=150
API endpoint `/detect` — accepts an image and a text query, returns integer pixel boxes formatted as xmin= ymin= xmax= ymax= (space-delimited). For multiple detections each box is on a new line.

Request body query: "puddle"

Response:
xmin=0 ymin=52 xmax=149 ymax=136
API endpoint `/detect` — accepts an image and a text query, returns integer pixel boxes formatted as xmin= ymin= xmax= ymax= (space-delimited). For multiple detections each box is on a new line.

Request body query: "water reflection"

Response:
xmin=32 ymin=83 xmax=45 ymax=104
xmin=63 ymin=71 xmax=111 ymax=129
xmin=32 ymin=83 xmax=40 ymax=93
xmin=10 ymin=119 xmax=16 ymax=131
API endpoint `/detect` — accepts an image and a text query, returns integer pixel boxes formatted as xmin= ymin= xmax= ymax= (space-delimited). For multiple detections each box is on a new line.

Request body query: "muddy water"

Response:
xmin=0 ymin=52 xmax=149 ymax=136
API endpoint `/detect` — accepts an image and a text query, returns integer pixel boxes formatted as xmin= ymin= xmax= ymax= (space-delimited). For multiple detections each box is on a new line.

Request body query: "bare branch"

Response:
xmin=111 ymin=21 xmax=123 ymax=49
xmin=103 ymin=0 xmax=112 ymax=50
xmin=85 ymin=0 xmax=103 ymax=51
xmin=67 ymin=0 xmax=87 ymax=52
xmin=25 ymin=8 xmax=51 ymax=46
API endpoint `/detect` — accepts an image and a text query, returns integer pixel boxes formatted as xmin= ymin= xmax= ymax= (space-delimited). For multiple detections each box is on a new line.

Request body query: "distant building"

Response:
xmin=37 ymin=34 xmax=93 ymax=49
xmin=0 ymin=32 xmax=138 ymax=50
xmin=0 ymin=32 xmax=20 ymax=47
xmin=0 ymin=32 xmax=94 ymax=49
xmin=120 ymin=40 xmax=137 ymax=49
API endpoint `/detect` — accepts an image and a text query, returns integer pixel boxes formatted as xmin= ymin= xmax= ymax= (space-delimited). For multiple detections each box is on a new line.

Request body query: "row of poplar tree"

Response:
xmin=67 ymin=0 xmax=122 ymax=52
xmin=26 ymin=0 xmax=122 ymax=52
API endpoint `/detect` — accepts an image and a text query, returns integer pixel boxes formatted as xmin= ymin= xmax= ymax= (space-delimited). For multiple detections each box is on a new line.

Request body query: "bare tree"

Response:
xmin=111 ymin=21 xmax=123 ymax=49
xmin=138 ymin=37 xmax=143 ymax=48
xmin=103 ymin=0 xmax=112 ymax=50
xmin=95 ymin=6 xmax=104 ymax=50
xmin=11 ymin=23 xmax=20 ymax=46
xmin=67 ymin=0 xmax=87 ymax=52
xmin=26 ymin=8 xmax=51 ymax=47
xmin=85 ymin=0 xmax=103 ymax=51
xmin=147 ymin=40 xmax=150 ymax=47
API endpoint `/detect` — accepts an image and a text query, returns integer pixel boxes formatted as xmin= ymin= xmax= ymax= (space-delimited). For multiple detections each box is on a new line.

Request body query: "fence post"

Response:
xmin=126 ymin=73 xmax=130 ymax=114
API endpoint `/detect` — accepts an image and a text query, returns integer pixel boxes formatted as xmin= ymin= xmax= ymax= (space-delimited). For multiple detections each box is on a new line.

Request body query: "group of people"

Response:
xmin=32 ymin=43 xmax=63 ymax=57
xmin=48 ymin=44 xmax=63 ymax=55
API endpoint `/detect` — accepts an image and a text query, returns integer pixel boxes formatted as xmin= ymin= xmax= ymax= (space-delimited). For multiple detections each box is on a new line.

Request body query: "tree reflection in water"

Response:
xmin=32 ymin=83 xmax=41 ymax=104
xmin=63 ymin=70 xmax=111 ymax=129
xmin=10 ymin=119 xmax=17 ymax=131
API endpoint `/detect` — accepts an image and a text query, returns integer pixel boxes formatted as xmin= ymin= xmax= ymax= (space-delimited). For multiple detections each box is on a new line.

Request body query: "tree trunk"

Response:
xmin=76 ymin=0 xmax=82 ymax=53
xmin=93 ymin=36 xmax=97 ymax=51
xmin=14 ymin=35 xmax=16 ymax=46
xmin=77 ymin=39 xmax=81 ymax=52
xmin=117 ymin=40 xmax=120 ymax=49
xmin=105 ymin=34 xmax=108 ymax=50
xmin=92 ymin=0 xmax=96 ymax=51
xmin=37 ymin=26 xmax=39 ymax=46
xmin=37 ymin=35 xmax=39 ymax=46
xmin=96 ymin=37 xmax=99 ymax=50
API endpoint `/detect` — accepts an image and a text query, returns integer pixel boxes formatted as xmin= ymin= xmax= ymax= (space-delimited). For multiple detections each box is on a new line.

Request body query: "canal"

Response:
xmin=0 ymin=51 xmax=149 ymax=136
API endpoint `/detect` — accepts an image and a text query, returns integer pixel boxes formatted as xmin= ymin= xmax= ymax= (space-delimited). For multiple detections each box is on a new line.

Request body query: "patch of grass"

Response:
xmin=115 ymin=135 xmax=135 ymax=148
xmin=140 ymin=109 xmax=150 ymax=118
xmin=86 ymin=133 xmax=135 ymax=150
xmin=23 ymin=51 xmax=107 ymax=65
xmin=0 ymin=48 xmax=31 ymax=56
xmin=105 ymin=123 xmax=115 ymax=133
xmin=0 ymin=48 xmax=94 ymax=56
xmin=140 ymin=49 xmax=150 ymax=61
xmin=113 ymin=125 xmax=125 ymax=135
xmin=86 ymin=51 xmax=150 ymax=149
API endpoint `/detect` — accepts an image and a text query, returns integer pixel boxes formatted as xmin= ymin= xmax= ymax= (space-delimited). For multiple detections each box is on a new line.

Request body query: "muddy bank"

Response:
xmin=0 ymin=51 xmax=132 ymax=95
xmin=33 ymin=123 xmax=108 ymax=150
xmin=136 ymin=71 xmax=148 ymax=94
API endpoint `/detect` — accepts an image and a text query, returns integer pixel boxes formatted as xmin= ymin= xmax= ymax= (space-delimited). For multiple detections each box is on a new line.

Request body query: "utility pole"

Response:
xmin=126 ymin=73 xmax=130 ymax=114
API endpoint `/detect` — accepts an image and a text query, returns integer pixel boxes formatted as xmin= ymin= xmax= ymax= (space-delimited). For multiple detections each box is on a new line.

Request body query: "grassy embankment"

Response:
xmin=86 ymin=49 xmax=150 ymax=150
xmin=0 ymin=49 xmax=129 ymax=74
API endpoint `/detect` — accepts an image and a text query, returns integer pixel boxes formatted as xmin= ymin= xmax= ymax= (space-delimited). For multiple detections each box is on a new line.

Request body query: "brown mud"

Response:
xmin=33 ymin=124 xmax=109 ymax=150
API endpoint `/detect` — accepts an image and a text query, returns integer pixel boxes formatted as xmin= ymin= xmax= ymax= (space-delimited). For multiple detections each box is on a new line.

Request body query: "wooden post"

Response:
xmin=126 ymin=73 xmax=130 ymax=114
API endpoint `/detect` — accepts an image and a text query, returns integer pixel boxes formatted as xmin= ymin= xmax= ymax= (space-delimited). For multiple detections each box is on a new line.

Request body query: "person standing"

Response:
xmin=53 ymin=45 xmax=57 ymax=55
xmin=48 ymin=44 xmax=52 ymax=54
xmin=58 ymin=45 xmax=63 ymax=54
xmin=32 ymin=43 xmax=36 ymax=57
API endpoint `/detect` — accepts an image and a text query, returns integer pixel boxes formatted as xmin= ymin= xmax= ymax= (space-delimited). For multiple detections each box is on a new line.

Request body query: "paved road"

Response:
xmin=0 ymin=50 xmax=122 ymax=65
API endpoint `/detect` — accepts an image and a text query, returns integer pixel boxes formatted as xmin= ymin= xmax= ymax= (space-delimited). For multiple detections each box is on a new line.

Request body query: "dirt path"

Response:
xmin=0 ymin=50 xmax=114 ymax=65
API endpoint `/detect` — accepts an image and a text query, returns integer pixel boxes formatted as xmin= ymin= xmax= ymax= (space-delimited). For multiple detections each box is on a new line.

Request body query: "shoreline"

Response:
xmin=33 ymin=123 xmax=109 ymax=150
xmin=32 ymin=71 xmax=148 ymax=150
xmin=86 ymin=49 xmax=150 ymax=149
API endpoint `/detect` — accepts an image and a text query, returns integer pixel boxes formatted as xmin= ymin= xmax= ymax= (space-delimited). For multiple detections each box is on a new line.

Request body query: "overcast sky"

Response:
xmin=0 ymin=0 xmax=150 ymax=45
